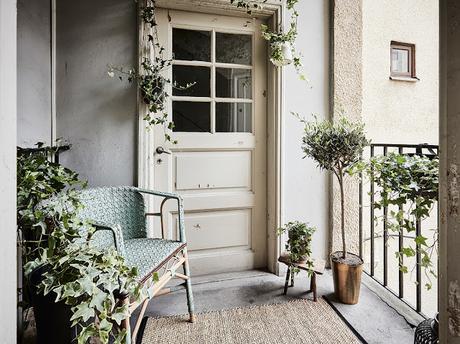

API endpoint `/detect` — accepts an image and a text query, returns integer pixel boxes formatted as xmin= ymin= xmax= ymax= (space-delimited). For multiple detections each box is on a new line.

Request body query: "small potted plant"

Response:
xmin=298 ymin=116 xmax=369 ymax=304
xmin=278 ymin=221 xmax=316 ymax=268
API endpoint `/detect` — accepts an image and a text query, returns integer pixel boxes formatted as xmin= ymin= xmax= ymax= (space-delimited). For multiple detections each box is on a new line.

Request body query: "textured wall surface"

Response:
xmin=56 ymin=0 xmax=138 ymax=186
xmin=440 ymin=1 xmax=460 ymax=342
xmin=362 ymin=0 xmax=439 ymax=145
xmin=283 ymin=0 xmax=330 ymax=261
xmin=17 ymin=0 xmax=52 ymax=146
xmin=330 ymin=0 xmax=363 ymax=257
xmin=0 ymin=0 xmax=17 ymax=341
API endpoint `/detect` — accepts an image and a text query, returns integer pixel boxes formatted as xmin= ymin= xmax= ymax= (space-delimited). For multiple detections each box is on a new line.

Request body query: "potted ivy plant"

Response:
xmin=17 ymin=144 xmax=146 ymax=343
xmin=278 ymin=221 xmax=316 ymax=268
xmin=299 ymin=116 xmax=369 ymax=304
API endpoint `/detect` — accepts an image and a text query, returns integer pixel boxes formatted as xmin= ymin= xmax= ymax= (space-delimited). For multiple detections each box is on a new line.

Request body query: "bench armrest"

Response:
xmin=91 ymin=221 xmax=126 ymax=257
xmin=135 ymin=187 xmax=186 ymax=243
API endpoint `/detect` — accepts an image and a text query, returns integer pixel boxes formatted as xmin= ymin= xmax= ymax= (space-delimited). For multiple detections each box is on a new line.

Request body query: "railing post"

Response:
xmin=370 ymin=145 xmax=375 ymax=277
xmin=398 ymin=146 xmax=404 ymax=299
xmin=383 ymin=146 xmax=388 ymax=287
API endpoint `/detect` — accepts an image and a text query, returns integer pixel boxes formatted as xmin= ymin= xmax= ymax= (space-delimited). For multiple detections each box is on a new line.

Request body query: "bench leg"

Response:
xmin=310 ymin=273 xmax=317 ymax=302
xmin=120 ymin=296 xmax=132 ymax=344
xmin=183 ymin=248 xmax=196 ymax=323
xmin=283 ymin=266 xmax=291 ymax=295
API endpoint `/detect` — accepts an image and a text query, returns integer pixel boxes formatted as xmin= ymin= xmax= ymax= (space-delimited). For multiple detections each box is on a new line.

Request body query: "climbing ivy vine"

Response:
xmin=356 ymin=153 xmax=439 ymax=289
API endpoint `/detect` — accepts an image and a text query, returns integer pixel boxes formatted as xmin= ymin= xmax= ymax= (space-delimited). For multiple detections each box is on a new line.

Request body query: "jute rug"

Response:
xmin=141 ymin=298 xmax=363 ymax=344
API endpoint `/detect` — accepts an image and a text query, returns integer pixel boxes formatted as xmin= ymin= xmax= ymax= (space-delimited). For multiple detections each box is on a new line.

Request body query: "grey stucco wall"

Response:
xmin=330 ymin=0 xmax=362 ymax=258
xmin=56 ymin=0 xmax=138 ymax=186
xmin=17 ymin=0 xmax=52 ymax=146
xmin=440 ymin=1 xmax=460 ymax=341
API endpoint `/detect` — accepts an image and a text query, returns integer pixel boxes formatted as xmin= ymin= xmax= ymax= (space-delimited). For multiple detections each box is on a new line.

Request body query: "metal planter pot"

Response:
xmin=29 ymin=265 xmax=78 ymax=344
xmin=331 ymin=251 xmax=363 ymax=305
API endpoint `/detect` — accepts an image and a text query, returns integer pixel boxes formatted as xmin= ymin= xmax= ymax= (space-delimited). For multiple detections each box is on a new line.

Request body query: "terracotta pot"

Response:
xmin=331 ymin=251 xmax=363 ymax=305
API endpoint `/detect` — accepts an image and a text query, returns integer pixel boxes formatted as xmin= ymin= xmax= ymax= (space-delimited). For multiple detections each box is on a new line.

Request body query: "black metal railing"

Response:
xmin=359 ymin=143 xmax=438 ymax=315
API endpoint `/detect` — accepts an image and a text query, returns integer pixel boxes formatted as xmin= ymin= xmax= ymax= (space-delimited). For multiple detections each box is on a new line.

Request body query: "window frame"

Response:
xmin=170 ymin=25 xmax=255 ymax=134
xmin=390 ymin=41 xmax=416 ymax=79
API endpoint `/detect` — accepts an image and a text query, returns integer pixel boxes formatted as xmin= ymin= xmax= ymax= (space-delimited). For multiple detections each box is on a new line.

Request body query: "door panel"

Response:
xmin=175 ymin=151 xmax=252 ymax=191
xmin=176 ymin=209 xmax=251 ymax=251
xmin=154 ymin=9 xmax=267 ymax=275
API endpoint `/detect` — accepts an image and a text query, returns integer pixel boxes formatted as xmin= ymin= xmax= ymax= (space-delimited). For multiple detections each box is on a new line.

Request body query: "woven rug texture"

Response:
xmin=141 ymin=298 xmax=362 ymax=344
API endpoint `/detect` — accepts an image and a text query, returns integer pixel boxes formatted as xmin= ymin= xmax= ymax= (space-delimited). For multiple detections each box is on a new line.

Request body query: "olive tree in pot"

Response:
xmin=299 ymin=116 xmax=368 ymax=304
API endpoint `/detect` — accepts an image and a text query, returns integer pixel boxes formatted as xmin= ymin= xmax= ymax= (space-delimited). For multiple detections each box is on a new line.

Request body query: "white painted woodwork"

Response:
xmin=0 ymin=0 xmax=18 ymax=340
xmin=179 ymin=209 xmax=251 ymax=251
xmin=152 ymin=9 xmax=267 ymax=275
xmin=175 ymin=151 xmax=251 ymax=191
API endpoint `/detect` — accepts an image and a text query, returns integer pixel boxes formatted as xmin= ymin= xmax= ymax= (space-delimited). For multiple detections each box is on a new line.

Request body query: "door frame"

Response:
xmin=137 ymin=0 xmax=286 ymax=274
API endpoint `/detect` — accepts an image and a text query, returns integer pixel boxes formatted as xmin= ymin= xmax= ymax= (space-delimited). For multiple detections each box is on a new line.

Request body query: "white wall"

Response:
xmin=0 ymin=0 xmax=17 ymax=341
xmin=282 ymin=0 xmax=330 ymax=260
xmin=362 ymin=0 xmax=439 ymax=145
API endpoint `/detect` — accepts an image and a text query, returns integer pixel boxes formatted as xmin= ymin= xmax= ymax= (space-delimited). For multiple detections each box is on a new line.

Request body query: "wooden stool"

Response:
xmin=278 ymin=253 xmax=326 ymax=301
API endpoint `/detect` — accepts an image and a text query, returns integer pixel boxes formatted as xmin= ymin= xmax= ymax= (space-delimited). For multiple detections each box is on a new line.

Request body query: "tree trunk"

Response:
xmin=339 ymin=174 xmax=347 ymax=259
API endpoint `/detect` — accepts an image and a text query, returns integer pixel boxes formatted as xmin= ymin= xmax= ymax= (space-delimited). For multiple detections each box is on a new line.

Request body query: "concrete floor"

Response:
xmin=134 ymin=269 xmax=415 ymax=344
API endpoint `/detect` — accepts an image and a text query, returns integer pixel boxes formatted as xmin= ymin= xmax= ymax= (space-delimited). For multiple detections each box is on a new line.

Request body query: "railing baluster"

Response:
xmin=370 ymin=145 xmax=375 ymax=277
xmin=398 ymin=146 xmax=404 ymax=299
xmin=359 ymin=152 xmax=363 ymax=259
xmin=383 ymin=147 xmax=388 ymax=286
xmin=416 ymin=218 xmax=422 ymax=313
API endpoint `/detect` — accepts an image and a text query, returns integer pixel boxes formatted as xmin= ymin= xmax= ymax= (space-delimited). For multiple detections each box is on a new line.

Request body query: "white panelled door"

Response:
xmin=153 ymin=9 xmax=267 ymax=276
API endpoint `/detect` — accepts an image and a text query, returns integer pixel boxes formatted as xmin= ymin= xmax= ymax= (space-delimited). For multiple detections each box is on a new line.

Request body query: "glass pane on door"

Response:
xmin=173 ymin=101 xmax=211 ymax=132
xmin=216 ymin=68 xmax=252 ymax=99
xmin=173 ymin=65 xmax=211 ymax=97
xmin=173 ymin=28 xmax=211 ymax=62
xmin=215 ymin=32 xmax=252 ymax=65
xmin=216 ymin=103 xmax=252 ymax=132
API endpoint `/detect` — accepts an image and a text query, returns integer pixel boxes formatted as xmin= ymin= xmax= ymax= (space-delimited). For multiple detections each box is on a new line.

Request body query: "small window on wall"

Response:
xmin=390 ymin=41 xmax=417 ymax=81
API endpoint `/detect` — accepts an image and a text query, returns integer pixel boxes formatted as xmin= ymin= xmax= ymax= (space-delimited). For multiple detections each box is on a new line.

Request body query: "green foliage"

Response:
xmin=278 ymin=221 xmax=316 ymax=275
xmin=17 ymin=143 xmax=86 ymax=271
xmin=299 ymin=116 xmax=369 ymax=177
xmin=298 ymin=115 xmax=369 ymax=258
xmin=108 ymin=4 xmax=193 ymax=144
xmin=361 ymin=153 xmax=438 ymax=288
xmin=17 ymin=144 xmax=149 ymax=343
xmin=229 ymin=0 xmax=306 ymax=80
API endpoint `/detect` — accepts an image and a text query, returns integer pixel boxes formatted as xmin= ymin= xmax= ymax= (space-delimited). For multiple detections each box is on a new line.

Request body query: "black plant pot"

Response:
xmin=29 ymin=265 xmax=78 ymax=344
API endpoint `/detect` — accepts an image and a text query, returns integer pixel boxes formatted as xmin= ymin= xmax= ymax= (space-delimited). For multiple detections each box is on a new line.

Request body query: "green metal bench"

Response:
xmin=78 ymin=186 xmax=195 ymax=343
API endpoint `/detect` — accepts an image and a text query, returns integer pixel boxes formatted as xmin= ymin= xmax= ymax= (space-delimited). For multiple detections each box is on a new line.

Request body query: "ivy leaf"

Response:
xmin=401 ymin=247 xmax=415 ymax=257
xmin=70 ymin=302 xmax=95 ymax=324
xmin=111 ymin=304 xmax=129 ymax=326
xmin=414 ymin=235 xmax=428 ymax=247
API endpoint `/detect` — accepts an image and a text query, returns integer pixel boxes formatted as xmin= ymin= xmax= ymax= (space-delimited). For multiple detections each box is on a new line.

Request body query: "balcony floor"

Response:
xmin=134 ymin=269 xmax=415 ymax=344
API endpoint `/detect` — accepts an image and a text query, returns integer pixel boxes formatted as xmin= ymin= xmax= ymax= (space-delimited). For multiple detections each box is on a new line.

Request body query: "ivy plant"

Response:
xmin=231 ymin=0 xmax=306 ymax=79
xmin=278 ymin=221 xmax=316 ymax=274
xmin=358 ymin=153 xmax=439 ymax=289
xmin=17 ymin=144 xmax=151 ymax=343
xmin=108 ymin=3 xmax=194 ymax=144
xmin=298 ymin=115 xmax=369 ymax=261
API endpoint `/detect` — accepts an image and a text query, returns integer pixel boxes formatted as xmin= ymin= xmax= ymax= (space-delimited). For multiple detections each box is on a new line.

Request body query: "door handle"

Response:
xmin=156 ymin=146 xmax=171 ymax=155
